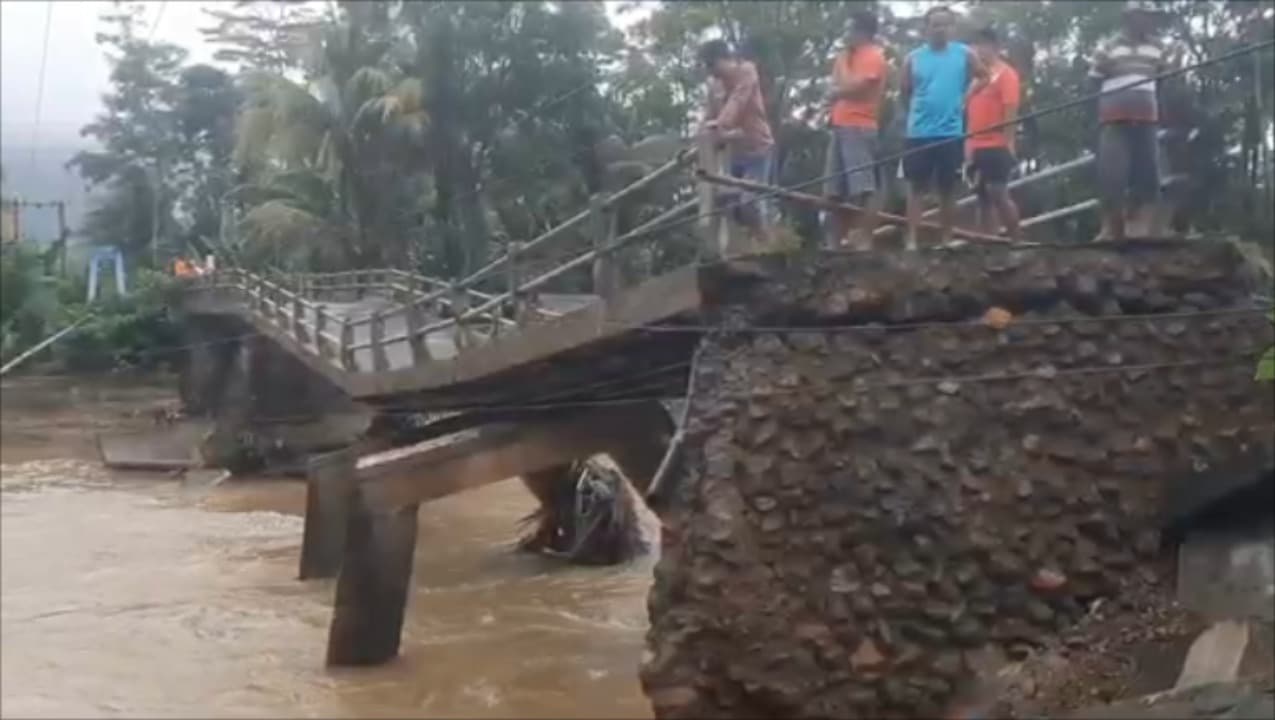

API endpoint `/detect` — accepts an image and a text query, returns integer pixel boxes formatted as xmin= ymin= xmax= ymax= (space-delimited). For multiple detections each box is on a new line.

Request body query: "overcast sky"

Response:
xmin=0 ymin=0 xmax=940 ymax=154
xmin=1 ymin=0 xmax=216 ymax=149
xmin=0 ymin=0 xmax=661 ymax=153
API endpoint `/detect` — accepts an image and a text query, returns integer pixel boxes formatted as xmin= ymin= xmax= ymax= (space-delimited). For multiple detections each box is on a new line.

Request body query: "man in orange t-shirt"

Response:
xmin=823 ymin=10 xmax=887 ymax=249
xmin=965 ymin=26 xmax=1021 ymax=242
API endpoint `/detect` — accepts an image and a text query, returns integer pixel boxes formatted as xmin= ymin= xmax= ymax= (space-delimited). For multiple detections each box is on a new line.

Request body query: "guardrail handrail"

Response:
xmin=186 ymin=143 xmax=705 ymax=376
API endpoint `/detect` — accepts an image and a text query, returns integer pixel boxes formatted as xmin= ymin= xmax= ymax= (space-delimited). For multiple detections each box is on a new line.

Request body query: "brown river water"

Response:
xmin=0 ymin=375 xmax=656 ymax=718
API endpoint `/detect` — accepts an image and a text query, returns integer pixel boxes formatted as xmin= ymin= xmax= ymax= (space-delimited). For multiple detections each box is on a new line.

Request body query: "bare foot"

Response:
xmin=844 ymin=229 xmax=873 ymax=252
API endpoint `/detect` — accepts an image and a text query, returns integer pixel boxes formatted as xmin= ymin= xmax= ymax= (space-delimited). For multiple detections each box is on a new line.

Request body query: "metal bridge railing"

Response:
xmin=188 ymin=146 xmax=703 ymax=376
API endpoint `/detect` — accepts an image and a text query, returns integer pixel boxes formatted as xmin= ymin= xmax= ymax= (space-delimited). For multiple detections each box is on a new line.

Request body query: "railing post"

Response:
xmin=316 ymin=307 xmax=331 ymax=359
xmin=507 ymin=240 xmax=523 ymax=326
xmin=370 ymin=311 xmax=389 ymax=372
xmin=253 ymin=276 xmax=265 ymax=313
xmin=696 ymin=132 xmax=727 ymax=260
xmin=590 ymin=193 xmax=618 ymax=301
xmin=404 ymin=301 xmax=429 ymax=365
xmin=450 ymin=282 xmax=472 ymax=349
xmin=295 ymin=298 xmax=311 ymax=344
xmin=340 ymin=317 xmax=356 ymax=372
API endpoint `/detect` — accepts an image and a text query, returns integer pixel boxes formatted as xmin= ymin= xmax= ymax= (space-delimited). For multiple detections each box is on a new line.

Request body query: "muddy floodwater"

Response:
xmin=1 ymin=375 xmax=656 ymax=718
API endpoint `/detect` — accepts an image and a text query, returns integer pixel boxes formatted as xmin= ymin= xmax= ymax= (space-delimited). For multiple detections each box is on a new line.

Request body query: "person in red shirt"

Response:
xmin=823 ymin=10 xmax=888 ymax=250
xmin=965 ymin=26 xmax=1022 ymax=242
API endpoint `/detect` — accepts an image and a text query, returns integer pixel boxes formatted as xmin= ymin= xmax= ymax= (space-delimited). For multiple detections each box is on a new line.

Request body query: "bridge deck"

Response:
xmin=182 ymin=265 xmax=702 ymax=410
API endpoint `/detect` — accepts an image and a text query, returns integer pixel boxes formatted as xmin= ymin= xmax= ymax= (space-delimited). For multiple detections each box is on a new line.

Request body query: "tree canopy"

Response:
xmin=65 ymin=0 xmax=1275 ymax=276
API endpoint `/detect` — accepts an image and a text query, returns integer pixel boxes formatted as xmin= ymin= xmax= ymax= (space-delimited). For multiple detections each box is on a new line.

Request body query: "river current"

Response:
xmin=0 ymin=375 xmax=655 ymax=718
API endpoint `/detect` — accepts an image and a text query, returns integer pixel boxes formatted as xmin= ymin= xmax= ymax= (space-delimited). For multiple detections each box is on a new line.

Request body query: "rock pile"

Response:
xmin=641 ymin=241 xmax=1275 ymax=718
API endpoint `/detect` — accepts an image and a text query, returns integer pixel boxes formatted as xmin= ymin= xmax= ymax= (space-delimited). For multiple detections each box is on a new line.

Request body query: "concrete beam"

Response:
xmin=299 ymin=448 xmax=359 ymax=580
xmin=320 ymin=401 xmax=673 ymax=667
xmin=355 ymin=402 xmax=669 ymax=511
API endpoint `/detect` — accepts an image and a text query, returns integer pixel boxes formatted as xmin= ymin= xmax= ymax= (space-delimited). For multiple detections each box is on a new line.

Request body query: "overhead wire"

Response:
xmin=5 ymin=305 xmax=1267 ymax=423
xmin=10 ymin=350 xmax=1258 ymax=427
xmin=3 ymin=305 xmax=1261 ymax=373
xmin=26 ymin=1 xmax=54 ymax=176
xmin=147 ymin=0 xmax=168 ymax=42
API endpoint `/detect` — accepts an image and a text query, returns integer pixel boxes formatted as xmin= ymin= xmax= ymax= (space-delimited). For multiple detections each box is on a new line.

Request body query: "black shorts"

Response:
xmin=903 ymin=137 xmax=963 ymax=195
xmin=970 ymin=147 xmax=1015 ymax=199
xmin=1098 ymin=122 xmax=1160 ymax=206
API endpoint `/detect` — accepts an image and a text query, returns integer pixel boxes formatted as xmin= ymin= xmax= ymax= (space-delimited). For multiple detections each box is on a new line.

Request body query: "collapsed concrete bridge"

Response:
xmin=173 ymin=142 xmax=1273 ymax=716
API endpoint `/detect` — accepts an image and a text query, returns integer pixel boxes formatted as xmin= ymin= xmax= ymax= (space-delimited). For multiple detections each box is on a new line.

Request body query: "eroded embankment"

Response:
xmin=640 ymin=241 xmax=1275 ymax=718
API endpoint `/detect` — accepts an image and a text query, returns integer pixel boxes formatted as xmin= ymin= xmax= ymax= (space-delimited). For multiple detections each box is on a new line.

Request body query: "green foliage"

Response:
xmin=44 ymin=1 xmax=1275 ymax=296
xmin=51 ymin=270 xmax=183 ymax=373
xmin=0 ymin=245 xmax=58 ymax=358
xmin=1 ymin=244 xmax=181 ymax=373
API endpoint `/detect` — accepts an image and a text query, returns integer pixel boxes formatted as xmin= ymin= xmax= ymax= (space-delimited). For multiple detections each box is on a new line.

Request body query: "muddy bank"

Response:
xmin=641 ymin=241 xmax=1275 ymax=718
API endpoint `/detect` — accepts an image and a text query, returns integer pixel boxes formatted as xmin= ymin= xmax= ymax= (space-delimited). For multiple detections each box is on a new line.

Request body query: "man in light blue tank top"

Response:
xmin=899 ymin=6 xmax=988 ymax=248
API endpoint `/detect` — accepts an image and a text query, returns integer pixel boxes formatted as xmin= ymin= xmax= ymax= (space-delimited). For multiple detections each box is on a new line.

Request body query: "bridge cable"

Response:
xmin=214 ymin=351 xmax=1267 ymax=423
xmin=622 ymin=306 xmax=1271 ymax=334
xmin=8 ymin=305 xmax=1262 ymax=377
xmin=11 ymin=348 xmax=1260 ymax=427
xmin=12 ymin=347 xmax=1260 ymax=424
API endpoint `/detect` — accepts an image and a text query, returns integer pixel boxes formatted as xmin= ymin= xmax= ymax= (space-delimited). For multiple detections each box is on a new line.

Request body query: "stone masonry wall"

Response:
xmin=640 ymin=241 xmax=1275 ymax=718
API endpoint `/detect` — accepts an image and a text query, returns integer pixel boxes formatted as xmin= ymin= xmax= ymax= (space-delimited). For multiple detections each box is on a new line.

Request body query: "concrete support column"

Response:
xmin=298 ymin=447 xmax=358 ymax=580
xmin=325 ymin=492 xmax=420 ymax=667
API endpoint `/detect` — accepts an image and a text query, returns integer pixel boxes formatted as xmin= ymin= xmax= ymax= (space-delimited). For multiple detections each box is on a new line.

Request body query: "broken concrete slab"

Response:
xmin=1178 ymin=517 xmax=1275 ymax=622
xmin=1065 ymin=680 xmax=1274 ymax=720
xmin=1175 ymin=621 xmax=1251 ymax=691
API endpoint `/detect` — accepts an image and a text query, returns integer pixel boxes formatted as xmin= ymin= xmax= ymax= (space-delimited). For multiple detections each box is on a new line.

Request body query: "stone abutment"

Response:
xmin=640 ymin=241 xmax=1275 ymax=718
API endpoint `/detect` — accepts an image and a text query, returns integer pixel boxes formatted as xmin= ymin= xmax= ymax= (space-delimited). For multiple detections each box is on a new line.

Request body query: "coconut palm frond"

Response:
xmin=271 ymin=79 xmax=331 ymax=133
xmin=239 ymin=199 xmax=352 ymax=270
xmin=394 ymin=77 xmax=424 ymax=113
xmin=232 ymin=105 xmax=276 ymax=169
xmin=310 ymin=74 xmax=345 ymax=124
xmin=240 ymin=199 xmax=329 ymax=240
xmin=346 ymin=66 xmax=395 ymax=105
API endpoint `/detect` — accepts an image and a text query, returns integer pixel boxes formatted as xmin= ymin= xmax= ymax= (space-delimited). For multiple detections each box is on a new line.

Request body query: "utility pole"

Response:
xmin=55 ymin=200 xmax=67 ymax=277
xmin=150 ymin=161 xmax=162 ymax=269
xmin=1257 ymin=49 xmax=1273 ymax=220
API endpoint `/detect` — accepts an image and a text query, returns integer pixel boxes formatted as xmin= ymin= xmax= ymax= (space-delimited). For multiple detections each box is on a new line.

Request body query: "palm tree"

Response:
xmin=231 ymin=1 xmax=428 ymax=271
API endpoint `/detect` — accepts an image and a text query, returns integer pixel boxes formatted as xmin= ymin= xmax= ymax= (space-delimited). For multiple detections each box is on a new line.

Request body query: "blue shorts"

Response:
xmin=727 ymin=149 xmax=773 ymax=228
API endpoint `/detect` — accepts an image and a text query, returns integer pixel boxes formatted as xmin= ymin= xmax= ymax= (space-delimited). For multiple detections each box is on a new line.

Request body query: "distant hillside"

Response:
xmin=0 ymin=142 xmax=94 ymax=245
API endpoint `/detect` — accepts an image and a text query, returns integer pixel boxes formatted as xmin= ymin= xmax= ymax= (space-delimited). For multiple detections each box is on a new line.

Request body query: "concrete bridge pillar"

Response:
xmin=326 ymin=492 xmax=420 ymax=666
xmin=641 ymin=241 xmax=1275 ymax=718
xmin=177 ymin=317 xmax=372 ymax=474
